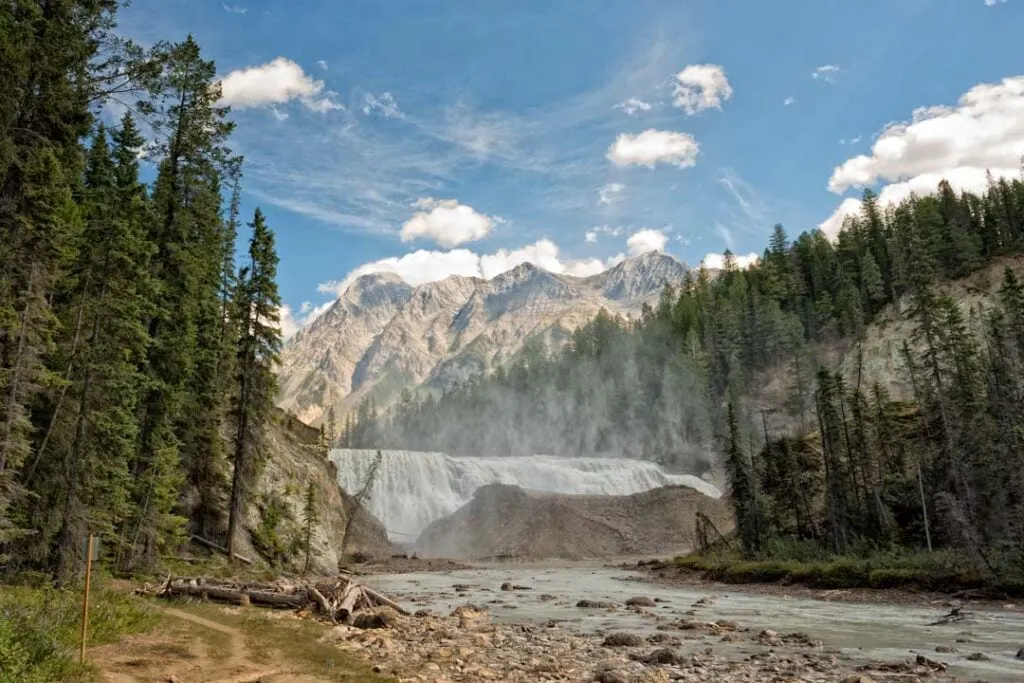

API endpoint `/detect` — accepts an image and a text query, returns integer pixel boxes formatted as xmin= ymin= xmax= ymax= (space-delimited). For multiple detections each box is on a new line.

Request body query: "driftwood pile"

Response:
xmin=155 ymin=575 xmax=409 ymax=624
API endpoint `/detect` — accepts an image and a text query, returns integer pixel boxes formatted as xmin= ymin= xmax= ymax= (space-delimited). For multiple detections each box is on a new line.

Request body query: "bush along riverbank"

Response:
xmin=643 ymin=543 xmax=1024 ymax=598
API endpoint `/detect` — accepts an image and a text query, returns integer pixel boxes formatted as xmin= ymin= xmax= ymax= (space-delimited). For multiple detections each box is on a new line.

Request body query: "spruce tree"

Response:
xmin=226 ymin=209 xmax=282 ymax=560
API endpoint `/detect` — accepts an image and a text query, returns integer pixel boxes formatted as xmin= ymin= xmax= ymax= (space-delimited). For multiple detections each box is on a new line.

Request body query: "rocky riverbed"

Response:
xmin=317 ymin=565 xmax=1024 ymax=682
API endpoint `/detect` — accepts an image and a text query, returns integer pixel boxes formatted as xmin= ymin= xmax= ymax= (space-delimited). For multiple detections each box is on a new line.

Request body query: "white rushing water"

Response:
xmin=330 ymin=449 xmax=721 ymax=541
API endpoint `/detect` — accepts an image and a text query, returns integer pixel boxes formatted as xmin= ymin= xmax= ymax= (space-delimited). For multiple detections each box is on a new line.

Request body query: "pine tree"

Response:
xmin=301 ymin=482 xmax=319 ymax=574
xmin=724 ymin=403 xmax=761 ymax=556
xmin=226 ymin=209 xmax=282 ymax=560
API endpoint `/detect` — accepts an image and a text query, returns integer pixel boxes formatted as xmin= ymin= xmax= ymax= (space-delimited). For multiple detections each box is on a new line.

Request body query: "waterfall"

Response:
xmin=330 ymin=449 xmax=722 ymax=541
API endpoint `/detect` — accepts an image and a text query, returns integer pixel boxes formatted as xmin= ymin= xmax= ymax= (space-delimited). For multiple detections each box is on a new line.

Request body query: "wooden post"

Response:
xmin=80 ymin=534 xmax=94 ymax=664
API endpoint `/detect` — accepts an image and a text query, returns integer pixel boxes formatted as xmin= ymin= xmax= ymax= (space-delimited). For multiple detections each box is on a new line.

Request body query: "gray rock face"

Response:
xmin=277 ymin=253 xmax=688 ymax=424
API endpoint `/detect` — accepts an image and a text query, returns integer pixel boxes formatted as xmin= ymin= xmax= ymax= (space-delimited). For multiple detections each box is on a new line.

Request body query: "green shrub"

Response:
xmin=0 ymin=585 xmax=158 ymax=682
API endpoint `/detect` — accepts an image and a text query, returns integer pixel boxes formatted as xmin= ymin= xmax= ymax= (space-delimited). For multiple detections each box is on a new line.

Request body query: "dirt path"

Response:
xmin=90 ymin=603 xmax=364 ymax=683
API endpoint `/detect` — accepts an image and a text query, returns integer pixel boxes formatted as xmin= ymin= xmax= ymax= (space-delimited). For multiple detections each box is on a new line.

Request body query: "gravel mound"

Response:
xmin=414 ymin=483 xmax=732 ymax=559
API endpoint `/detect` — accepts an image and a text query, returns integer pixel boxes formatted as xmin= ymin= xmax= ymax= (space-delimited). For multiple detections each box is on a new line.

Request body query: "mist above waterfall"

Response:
xmin=346 ymin=309 xmax=747 ymax=476
xmin=331 ymin=449 xmax=721 ymax=541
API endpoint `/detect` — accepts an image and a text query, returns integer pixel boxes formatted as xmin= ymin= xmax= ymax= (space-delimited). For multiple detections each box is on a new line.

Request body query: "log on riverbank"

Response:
xmin=155 ymin=576 xmax=408 ymax=624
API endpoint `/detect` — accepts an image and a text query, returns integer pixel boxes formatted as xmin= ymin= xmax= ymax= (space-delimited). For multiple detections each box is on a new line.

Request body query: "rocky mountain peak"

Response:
xmin=278 ymin=253 xmax=689 ymax=424
xmin=586 ymin=251 xmax=687 ymax=301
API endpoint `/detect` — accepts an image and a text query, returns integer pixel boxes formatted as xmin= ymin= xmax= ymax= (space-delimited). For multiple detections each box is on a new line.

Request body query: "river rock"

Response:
xmin=353 ymin=607 xmax=400 ymax=629
xmin=577 ymin=599 xmax=617 ymax=609
xmin=602 ymin=633 xmax=646 ymax=647
xmin=1016 ymin=647 xmax=1024 ymax=660
xmin=966 ymin=652 xmax=991 ymax=661
xmin=501 ymin=582 xmax=513 ymax=591
xmin=595 ymin=670 xmax=630 ymax=683
xmin=935 ymin=645 xmax=956 ymax=653
xmin=625 ymin=596 xmax=657 ymax=607
xmin=757 ymin=629 xmax=783 ymax=647
xmin=636 ymin=648 xmax=685 ymax=665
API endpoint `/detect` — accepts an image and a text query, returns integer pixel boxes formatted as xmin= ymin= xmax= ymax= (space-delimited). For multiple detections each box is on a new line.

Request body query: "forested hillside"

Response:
xmin=0 ymin=3 xmax=283 ymax=579
xmin=360 ymin=178 xmax=1024 ymax=578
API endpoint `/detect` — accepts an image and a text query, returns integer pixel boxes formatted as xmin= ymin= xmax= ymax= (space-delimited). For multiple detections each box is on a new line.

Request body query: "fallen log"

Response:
xmin=309 ymin=585 xmax=333 ymax=619
xmin=168 ymin=582 xmax=250 ymax=606
xmin=337 ymin=585 xmax=364 ymax=624
xmin=362 ymin=585 xmax=411 ymax=616
xmin=190 ymin=535 xmax=253 ymax=565
xmin=160 ymin=575 xmax=409 ymax=622
xmin=245 ymin=589 xmax=308 ymax=609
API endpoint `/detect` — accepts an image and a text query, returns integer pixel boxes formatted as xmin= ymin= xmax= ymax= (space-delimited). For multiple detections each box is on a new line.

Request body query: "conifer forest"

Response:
xmin=1 ymin=2 xmax=282 ymax=579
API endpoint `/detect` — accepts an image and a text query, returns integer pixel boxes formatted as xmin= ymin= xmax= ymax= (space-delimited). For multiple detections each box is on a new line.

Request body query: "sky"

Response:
xmin=115 ymin=0 xmax=1024 ymax=336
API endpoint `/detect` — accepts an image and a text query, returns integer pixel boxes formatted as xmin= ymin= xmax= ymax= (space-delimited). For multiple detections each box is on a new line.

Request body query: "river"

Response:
xmin=366 ymin=563 xmax=1024 ymax=682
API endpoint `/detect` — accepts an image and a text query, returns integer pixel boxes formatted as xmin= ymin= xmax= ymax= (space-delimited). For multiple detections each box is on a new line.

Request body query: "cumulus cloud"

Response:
xmin=362 ymin=92 xmax=402 ymax=118
xmin=701 ymin=252 xmax=760 ymax=271
xmin=673 ymin=64 xmax=733 ymax=115
xmin=821 ymin=75 xmax=1024 ymax=236
xmin=219 ymin=57 xmax=340 ymax=112
xmin=317 ymin=60 xmax=328 ymax=70
xmin=400 ymin=198 xmax=497 ymax=247
xmin=607 ymin=129 xmax=700 ymax=168
xmin=984 ymin=0 xmax=1008 ymax=6
xmin=783 ymin=96 xmax=797 ymax=106
xmin=626 ymin=228 xmax=668 ymax=256
xmin=279 ymin=304 xmax=300 ymax=339
xmin=598 ymin=182 xmax=625 ymax=204
xmin=222 ymin=3 xmax=247 ymax=14
xmin=812 ymin=65 xmax=841 ymax=83
xmin=614 ymin=97 xmax=653 ymax=115
xmin=317 ymin=240 xmax=625 ymax=300
xmin=585 ymin=231 xmax=598 ymax=243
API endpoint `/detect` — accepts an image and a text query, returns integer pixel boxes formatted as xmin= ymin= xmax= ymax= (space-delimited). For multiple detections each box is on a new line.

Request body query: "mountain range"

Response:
xmin=276 ymin=251 xmax=690 ymax=425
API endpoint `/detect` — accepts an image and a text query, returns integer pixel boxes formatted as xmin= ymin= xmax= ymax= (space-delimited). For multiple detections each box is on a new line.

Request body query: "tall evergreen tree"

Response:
xmin=226 ymin=209 xmax=282 ymax=560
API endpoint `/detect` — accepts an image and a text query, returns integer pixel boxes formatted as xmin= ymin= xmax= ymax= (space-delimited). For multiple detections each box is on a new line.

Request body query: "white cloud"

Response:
xmin=819 ymin=166 xmax=1018 ymax=238
xmin=626 ymin=228 xmax=668 ymax=256
xmin=701 ymin=252 xmax=759 ymax=270
xmin=279 ymin=304 xmax=299 ymax=339
xmin=219 ymin=57 xmax=341 ymax=112
xmin=821 ymin=75 xmax=1024 ymax=237
xmin=829 ymin=75 xmax=1024 ymax=193
xmin=607 ymin=129 xmax=700 ymax=168
xmin=317 ymin=60 xmax=328 ymax=70
xmin=673 ymin=64 xmax=733 ymax=115
xmin=783 ymin=96 xmax=797 ymax=106
xmin=362 ymin=92 xmax=402 ymax=118
xmin=985 ymin=0 xmax=1008 ymax=6
xmin=614 ymin=97 xmax=653 ymax=115
xmin=586 ymin=225 xmax=624 ymax=243
xmin=812 ymin=65 xmax=841 ymax=84
xmin=400 ymin=198 xmax=497 ymax=247
xmin=270 ymin=107 xmax=289 ymax=122
xmin=318 ymin=240 xmax=624 ymax=299
xmin=222 ymin=3 xmax=247 ymax=14
xmin=598 ymin=182 xmax=625 ymax=205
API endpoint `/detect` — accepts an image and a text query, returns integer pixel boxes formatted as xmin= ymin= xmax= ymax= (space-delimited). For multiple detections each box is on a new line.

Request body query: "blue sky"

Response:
xmin=117 ymin=0 xmax=1024 ymax=334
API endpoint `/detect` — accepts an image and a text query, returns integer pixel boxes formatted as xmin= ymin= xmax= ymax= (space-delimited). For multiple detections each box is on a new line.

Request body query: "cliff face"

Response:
xmin=238 ymin=411 xmax=394 ymax=572
xmin=414 ymin=483 xmax=732 ymax=560
xmin=277 ymin=252 xmax=689 ymax=424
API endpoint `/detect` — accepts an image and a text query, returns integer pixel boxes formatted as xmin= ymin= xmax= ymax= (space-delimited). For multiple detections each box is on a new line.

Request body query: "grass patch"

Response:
xmin=673 ymin=546 xmax=1024 ymax=597
xmin=0 ymin=582 xmax=159 ymax=683
xmin=179 ymin=601 xmax=393 ymax=682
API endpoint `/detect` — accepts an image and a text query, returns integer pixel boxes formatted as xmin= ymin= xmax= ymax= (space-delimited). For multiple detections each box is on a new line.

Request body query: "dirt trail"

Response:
xmin=91 ymin=604 xmax=329 ymax=683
